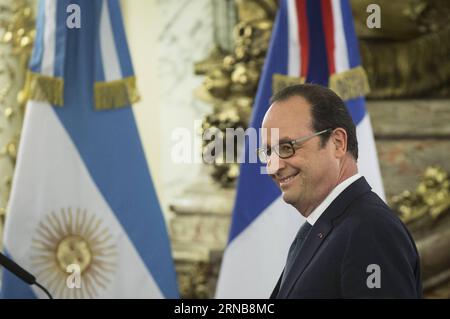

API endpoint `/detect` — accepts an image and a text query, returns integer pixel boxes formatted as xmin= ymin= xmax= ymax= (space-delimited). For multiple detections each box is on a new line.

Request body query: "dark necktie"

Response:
xmin=280 ymin=221 xmax=312 ymax=287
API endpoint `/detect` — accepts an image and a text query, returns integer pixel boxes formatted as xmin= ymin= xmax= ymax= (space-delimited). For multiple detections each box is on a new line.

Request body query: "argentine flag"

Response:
xmin=1 ymin=0 xmax=178 ymax=298
xmin=216 ymin=0 xmax=385 ymax=298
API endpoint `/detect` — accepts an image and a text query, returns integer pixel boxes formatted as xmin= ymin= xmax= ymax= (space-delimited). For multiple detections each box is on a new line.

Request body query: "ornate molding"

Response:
xmin=0 ymin=0 xmax=35 ymax=246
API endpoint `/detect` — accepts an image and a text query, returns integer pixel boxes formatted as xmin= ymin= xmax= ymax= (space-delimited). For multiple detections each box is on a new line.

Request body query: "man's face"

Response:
xmin=262 ymin=96 xmax=340 ymax=214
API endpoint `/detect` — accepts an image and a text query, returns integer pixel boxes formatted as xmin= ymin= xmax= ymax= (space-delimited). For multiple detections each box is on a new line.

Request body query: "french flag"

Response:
xmin=216 ymin=0 xmax=384 ymax=298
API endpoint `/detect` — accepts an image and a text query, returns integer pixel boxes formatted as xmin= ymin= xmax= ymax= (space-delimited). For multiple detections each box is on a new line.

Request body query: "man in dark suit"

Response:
xmin=257 ymin=84 xmax=422 ymax=298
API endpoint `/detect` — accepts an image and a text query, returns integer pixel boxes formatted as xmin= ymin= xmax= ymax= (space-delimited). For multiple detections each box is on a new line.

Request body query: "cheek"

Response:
xmin=304 ymin=153 xmax=333 ymax=177
xmin=285 ymin=157 xmax=304 ymax=171
xmin=315 ymin=154 xmax=338 ymax=177
xmin=286 ymin=148 xmax=333 ymax=175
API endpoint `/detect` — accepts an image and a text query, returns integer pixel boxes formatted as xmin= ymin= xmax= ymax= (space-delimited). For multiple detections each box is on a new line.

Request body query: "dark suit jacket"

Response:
xmin=271 ymin=177 xmax=422 ymax=299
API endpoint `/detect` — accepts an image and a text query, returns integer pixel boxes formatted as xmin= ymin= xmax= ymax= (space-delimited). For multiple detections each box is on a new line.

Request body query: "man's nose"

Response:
xmin=266 ymin=154 xmax=286 ymax=176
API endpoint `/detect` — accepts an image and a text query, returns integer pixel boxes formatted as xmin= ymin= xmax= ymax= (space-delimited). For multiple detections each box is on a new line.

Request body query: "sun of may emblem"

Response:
xmin=31 ymin=207 xmax=116 ymax=298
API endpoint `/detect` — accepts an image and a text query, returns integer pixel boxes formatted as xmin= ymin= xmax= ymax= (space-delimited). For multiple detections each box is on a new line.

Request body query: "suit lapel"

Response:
xmin=276 ymin=177 xmax=372 ymax=298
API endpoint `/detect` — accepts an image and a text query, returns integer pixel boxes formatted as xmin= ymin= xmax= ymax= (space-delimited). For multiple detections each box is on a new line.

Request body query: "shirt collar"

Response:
xmin=306 ymin=173 xmax=361 ymax=226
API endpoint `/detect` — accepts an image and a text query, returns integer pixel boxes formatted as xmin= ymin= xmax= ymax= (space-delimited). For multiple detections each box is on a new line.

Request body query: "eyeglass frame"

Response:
xmin=257 ymin=128 xmax=332 ymax=163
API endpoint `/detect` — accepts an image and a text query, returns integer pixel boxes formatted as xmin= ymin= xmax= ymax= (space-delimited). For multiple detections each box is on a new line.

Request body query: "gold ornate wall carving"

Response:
xmin=195 ymin=0 xmax=277 ymax=187
xmin=392 ymin=167 xmax=450 ymax=228
xmin=351 ymin=0 xmax=450 ymax=98
xmin=0 ymin=0 xmax=35 ymax=247
xmin=391 ymin=166 xmax=450 ymax=298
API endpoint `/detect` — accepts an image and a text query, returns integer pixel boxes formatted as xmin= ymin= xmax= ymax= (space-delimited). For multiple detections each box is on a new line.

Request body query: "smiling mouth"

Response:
xmin=278 ymin=172 xmax=299 ymax=187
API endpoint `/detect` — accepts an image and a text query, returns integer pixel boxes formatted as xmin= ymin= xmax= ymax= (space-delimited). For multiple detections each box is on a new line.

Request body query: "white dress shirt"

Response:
xmin=306 ymin=173 xmax=361 ymax=225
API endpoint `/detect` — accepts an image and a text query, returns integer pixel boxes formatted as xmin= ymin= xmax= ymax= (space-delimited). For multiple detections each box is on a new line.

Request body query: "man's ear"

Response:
xmin=332 ymin=128 xmax=347 ymax=158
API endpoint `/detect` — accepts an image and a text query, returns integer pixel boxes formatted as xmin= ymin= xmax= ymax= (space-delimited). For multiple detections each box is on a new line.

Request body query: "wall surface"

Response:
xmin=122 ymin=0 xmax=215 ymax=219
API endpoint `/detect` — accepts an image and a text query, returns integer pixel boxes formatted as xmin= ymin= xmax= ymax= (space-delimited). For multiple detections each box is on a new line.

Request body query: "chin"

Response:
xmin=281 ymin=192 xmax=296 ymax=206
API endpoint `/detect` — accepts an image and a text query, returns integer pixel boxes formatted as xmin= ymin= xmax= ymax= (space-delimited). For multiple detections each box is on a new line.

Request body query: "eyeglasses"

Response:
xmin=257 ymin=129 xmax=332 ymax=164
